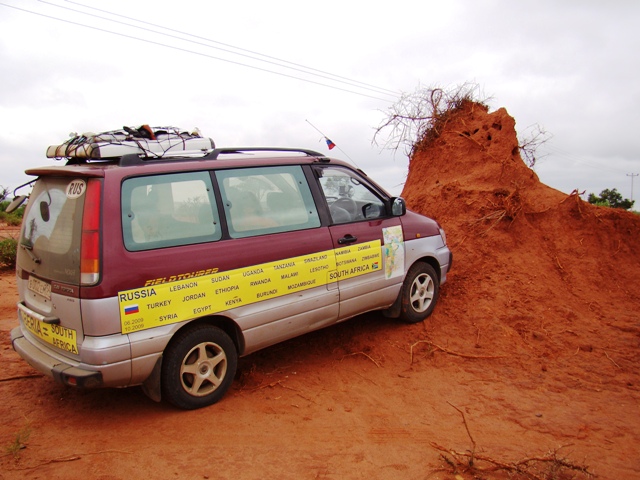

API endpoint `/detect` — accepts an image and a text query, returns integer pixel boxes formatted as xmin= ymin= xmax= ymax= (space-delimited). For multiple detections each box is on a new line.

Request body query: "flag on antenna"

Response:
xmin=325 ymin=137 xmax=336 ymax=150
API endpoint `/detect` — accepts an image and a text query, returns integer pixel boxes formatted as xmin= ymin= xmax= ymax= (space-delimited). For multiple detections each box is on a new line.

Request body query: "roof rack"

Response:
xmin=50 ymin=126 xmax=215 ymax=163
xmin=117 ymin=147 xmax=327 ymax=167
xmin=205 ymin=147 xmax=325 ymax=159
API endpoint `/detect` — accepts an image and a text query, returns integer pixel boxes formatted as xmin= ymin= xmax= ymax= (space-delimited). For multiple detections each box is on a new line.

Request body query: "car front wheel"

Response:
xmin=399 ymin=262 xmax=440 ymax=323
xmin=161 ymin=324 xmax=237 ymax=410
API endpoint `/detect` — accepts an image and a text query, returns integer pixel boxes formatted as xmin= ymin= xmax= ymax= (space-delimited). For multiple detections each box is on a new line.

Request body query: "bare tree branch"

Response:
xmin=373 ymin=83 xmax=490 ymax=156
xmin=518 ymin=124 xmax=552 ymax=168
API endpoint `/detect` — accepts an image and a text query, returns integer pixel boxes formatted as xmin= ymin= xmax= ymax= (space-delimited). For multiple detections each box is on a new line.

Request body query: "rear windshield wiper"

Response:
xmin=21 ymin=244 xmax=41 ymax=264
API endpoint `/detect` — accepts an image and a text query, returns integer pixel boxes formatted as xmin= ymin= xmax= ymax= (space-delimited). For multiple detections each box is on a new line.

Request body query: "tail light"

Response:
xmin=80 ymin=179 xmax=101 ymax=285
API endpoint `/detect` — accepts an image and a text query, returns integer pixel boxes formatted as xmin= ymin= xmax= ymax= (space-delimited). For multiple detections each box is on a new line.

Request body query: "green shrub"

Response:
xmin=0 ymin=212 xmax=21 ymax=226
xmin=0 ymin=200 xmax=25 ymax=224
xmin=5 ymin=215 xmax=22 ymax=226
xmin=0 ymin=238 xmax=17 ymax=269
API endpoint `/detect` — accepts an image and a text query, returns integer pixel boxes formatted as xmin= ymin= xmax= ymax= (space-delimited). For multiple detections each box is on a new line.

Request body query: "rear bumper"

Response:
xmin=11 ymin=327 xmax=103 ymax=388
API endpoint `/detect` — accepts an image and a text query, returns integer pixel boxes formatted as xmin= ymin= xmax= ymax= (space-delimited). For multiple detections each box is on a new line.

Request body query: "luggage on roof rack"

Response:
xmin=46 ymin=125 xmax=215 ymax=161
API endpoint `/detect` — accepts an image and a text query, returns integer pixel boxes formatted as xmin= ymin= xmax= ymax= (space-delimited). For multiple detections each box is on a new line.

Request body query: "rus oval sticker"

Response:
xmin=66 ymin=179 xmax=86 ymax=199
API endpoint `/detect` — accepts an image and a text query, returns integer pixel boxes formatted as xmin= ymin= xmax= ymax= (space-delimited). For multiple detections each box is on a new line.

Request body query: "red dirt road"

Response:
xmin=1 ymin=104 xmax=639 ymax=479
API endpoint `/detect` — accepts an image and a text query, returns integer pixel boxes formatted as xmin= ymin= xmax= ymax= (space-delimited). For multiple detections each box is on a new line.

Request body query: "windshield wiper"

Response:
xmin=21 ymin=244 xmax=41 ymax=264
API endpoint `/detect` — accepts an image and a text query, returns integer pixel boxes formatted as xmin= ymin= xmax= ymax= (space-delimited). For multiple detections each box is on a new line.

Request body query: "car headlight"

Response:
xmin=439 ymin=227 xmax=447 ymax=246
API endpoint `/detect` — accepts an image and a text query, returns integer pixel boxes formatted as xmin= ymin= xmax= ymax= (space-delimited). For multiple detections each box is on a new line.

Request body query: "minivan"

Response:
xmin=10 ymin=126 xmax=452 ymax=409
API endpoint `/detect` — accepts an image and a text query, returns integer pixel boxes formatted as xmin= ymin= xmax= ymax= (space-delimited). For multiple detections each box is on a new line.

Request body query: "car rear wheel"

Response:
xmin=399 ymin=262 xmax=439 ymax=323
xmin=161 ymin=325 xmax=237 ymax=410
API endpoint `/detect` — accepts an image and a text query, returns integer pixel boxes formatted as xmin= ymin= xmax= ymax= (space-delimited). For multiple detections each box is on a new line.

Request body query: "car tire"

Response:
xmin=161 ymin=324 xmax=237 ymax=410
xmin=399 ymin=262 xmax=440 ymax=324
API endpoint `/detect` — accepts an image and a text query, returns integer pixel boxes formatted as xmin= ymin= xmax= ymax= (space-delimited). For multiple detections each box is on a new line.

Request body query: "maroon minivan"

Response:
xmin=10 ymin=130 xmax=451 ymax=409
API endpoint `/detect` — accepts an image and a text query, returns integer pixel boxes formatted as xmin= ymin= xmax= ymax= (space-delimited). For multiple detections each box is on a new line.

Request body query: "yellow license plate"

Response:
xmin=21 ymin=310 xmax=78 ymax=354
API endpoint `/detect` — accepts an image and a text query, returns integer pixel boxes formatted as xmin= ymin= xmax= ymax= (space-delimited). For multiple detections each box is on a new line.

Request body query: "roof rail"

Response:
xmin=204 ymin=147 xmax=325 ymax=159
xmin=117 ymin=147 xmax=327 ymax=166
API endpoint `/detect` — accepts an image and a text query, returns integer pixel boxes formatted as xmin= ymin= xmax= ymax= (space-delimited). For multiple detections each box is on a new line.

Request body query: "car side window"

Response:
xmin=317 ymin=167 xmax=387 ymax=224
xmin=122 ymin=172 xmax=220 ymax=251
xmin=216 ymin=165 xmax=320 ymax=239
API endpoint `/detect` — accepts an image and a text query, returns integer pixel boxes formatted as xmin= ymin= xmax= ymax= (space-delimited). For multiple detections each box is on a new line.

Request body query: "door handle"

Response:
xmin=338 ymin=234 xmax=358 ymax=245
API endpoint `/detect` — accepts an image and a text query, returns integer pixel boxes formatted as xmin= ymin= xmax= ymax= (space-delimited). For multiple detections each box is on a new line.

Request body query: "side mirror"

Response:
xmin=390 ymin=197 xmax=406 ymax=217
xmin=5 ymin=195 xmax=28 ymax=213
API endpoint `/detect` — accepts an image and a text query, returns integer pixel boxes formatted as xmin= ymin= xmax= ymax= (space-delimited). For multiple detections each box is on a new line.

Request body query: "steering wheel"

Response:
xmin=331 ymin=197 xmax=357 ymax=218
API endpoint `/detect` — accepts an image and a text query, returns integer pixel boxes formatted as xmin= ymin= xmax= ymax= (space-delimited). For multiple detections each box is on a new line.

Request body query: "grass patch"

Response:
xmin=4 ymin=423 xmax=31 ymax=459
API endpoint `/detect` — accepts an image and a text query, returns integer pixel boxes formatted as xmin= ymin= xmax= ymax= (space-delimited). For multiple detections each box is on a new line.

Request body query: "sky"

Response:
xmin=1 ymin=0 xmax=639 ymax=205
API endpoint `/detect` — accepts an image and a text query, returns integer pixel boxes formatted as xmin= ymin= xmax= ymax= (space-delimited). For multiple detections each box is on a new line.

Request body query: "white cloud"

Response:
xmin=0 ymin=0 xmax=639 ymax=203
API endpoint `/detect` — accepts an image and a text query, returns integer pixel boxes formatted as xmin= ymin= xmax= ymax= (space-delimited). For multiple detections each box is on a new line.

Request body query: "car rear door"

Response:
xmin=15 ymin=176 xmax=93 ymax=360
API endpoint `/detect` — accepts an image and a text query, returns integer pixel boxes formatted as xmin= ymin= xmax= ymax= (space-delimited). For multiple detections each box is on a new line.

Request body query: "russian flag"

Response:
xmin=125 ymin=305 xmax=139 ymax=315
xmin=325 ymin=137 xmax=336 ymax=150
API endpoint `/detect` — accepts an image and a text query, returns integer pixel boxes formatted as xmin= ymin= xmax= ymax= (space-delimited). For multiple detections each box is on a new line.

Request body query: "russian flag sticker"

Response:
xmin=125 ymin=305 xmax=139 ymax=315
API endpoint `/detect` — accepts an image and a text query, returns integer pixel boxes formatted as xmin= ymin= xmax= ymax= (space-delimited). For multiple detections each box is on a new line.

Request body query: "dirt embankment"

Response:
xmin=0 ymin=102 xmax=639 ymax=479
xmin=402 ymin=102 xmax=640 ymax=476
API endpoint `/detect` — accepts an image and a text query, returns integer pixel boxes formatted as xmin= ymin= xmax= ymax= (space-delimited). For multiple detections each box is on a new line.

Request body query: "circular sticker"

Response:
xmin=66 ymin=179 xmax=87 ymax=199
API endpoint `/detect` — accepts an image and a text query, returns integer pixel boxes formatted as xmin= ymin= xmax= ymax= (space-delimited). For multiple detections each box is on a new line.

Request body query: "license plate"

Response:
xmin=28 ymin=275 xmax=51 ymax=300
xmin=20 ymin=308 xmax=78 ymax=354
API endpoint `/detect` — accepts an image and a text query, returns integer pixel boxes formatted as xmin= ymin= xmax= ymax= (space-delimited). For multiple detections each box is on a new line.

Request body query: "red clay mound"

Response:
xmin=404 ymin=99 xmax=640 ymax=404
xmin=398 ymin=102 xmax=640 ymax=475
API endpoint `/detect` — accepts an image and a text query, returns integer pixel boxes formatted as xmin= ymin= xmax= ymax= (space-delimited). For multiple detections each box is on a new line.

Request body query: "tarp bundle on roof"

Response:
xmin=46 ymin=125 xmax=215 ymax=160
